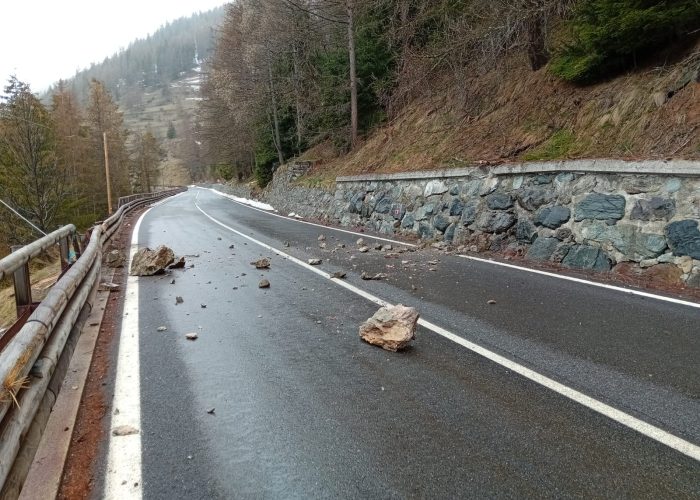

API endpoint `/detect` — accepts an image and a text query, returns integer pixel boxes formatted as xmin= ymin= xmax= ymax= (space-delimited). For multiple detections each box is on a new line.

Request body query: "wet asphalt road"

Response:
xmin=116 ymin=188 xmax=699 ymax=498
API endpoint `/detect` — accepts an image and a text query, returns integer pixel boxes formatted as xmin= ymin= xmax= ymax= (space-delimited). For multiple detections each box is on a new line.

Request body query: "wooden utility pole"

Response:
xmin=103 ymin=131 xmax=113 ymax=215
xmin=347 ymin=0 xmax=358 ymax=147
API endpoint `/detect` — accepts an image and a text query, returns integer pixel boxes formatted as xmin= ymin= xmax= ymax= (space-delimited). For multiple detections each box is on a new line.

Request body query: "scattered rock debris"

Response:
xmin=251 ymin=258 xmax=270 ymax=269
xmin=104 ymin=249 xmax=126 ymax=268
xmin=168 ymin=256 xmax=186 ymax=269
xmin=130 ymin=245 xmax=175 ymax=276
xmin=99 ymin=282 xmax=120 ymax=292
xmin=259 ymin=279 xmax=271 ymax=288
xmin=487 ymin=299 xmax=497 ymax=305
xmin=112 ymin=425 xmax=139 ymax=437
xmin=185 ymin=332 xmax=198 ymax=341
xmin=175 ymin=296 xmax=184 ymax=304
xmin=359 ymin=304 xmax=419 ymax=352
xmin=308 ymin=258 xmax=322 ymax=265
xmin=157 ymin=326 xmax=167 ymax=332
xmin=170 ymin=279 xmax=175 ymax=284
xmin=318 ymin=234 xmax=326 ymax=241
xmin=229 ymin=244 xmax=235 ymax=249
xmin=331 ymin=271 xmax=347 ymax=279
xmin=361 ymin=271 xmax=388 ymax=280
xmin=200 ymin=304 xmax=207 ymax=308
xmin=358 ymin=246 xmax=370 ymax=253
xmin=356 ymin=238 xmax=364 ymax=246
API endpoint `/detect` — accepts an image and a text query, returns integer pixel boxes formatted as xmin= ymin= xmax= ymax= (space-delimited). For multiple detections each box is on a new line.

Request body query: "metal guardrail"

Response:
xmin=0 ymin=187 xmax=185 ymax=497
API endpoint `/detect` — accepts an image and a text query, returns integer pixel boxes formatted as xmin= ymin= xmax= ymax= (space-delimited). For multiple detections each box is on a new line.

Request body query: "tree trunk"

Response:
xmin=347 ymin=0 xmax=358 ymax=147
xmin=527 ymin=15 xmax=548 ymax=71
xmin=292 ymin=45 xmax=304 ymax=154
xmin=267 ymin=63 xmax=285 ymax=165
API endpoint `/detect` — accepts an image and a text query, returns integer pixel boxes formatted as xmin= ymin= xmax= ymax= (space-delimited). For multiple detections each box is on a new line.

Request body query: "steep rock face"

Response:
xmin=359 ymin=304 xmax=419 ymax=352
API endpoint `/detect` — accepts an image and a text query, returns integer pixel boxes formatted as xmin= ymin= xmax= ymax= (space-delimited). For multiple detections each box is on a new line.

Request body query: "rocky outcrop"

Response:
xmin=130 ymin=246 xmax=175 ymax=276
xmin=359 ymin=304 xmax=419 ymax=352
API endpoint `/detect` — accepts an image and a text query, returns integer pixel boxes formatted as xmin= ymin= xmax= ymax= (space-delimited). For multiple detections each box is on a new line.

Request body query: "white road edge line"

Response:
xmin=200 ymin=187 xmax=699 ymax=310
xmin=201 ymin=186 xmax=417 ymax=248
xmin=458 ymin=255 xmax=700 ymax=309
xmin=104 ymin=197 xmax=182 ymax=498
xmin=194 ymin=199 xmax=700 ymax=462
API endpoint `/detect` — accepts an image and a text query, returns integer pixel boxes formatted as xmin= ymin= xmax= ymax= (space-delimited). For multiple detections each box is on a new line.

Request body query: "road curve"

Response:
xmin=98 ymin=188 xmax=699 ymax=499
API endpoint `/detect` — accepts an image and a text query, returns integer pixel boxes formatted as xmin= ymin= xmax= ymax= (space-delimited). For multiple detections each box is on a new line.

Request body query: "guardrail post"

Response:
xmin=72 ymin=233 xmax=83 ymax=259
xmin=10 ymin=245 xmax=32 ymax=317
xmin=58 ymin=233 xmax=70 ymax=271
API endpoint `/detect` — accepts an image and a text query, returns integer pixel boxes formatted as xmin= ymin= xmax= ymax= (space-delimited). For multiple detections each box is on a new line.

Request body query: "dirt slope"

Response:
xmin=304 ymin=45 xmax=699 ymax=179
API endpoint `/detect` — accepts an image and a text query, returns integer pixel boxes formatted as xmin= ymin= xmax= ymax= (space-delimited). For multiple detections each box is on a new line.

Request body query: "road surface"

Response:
xmin=97 ymin=188 xmax=699 ymax=499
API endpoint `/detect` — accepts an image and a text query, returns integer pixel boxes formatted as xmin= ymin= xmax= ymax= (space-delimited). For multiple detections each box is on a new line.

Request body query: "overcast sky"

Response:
xmin=0 ymin=1 xmax=227 ymax=92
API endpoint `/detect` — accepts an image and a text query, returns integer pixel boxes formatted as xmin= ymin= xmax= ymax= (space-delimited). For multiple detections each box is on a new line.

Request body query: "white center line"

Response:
xmin=194 ymin=197 xmax=700 ymax=462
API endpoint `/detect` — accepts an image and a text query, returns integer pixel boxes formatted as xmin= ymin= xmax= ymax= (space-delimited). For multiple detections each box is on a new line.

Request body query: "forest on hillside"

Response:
xmin=60 ymin=8 xmax=224 ymax=105
xmin=201 ymin=0 xmax=700 ymax=185
xmin=0 ymin=8 xmax=224 ymax=251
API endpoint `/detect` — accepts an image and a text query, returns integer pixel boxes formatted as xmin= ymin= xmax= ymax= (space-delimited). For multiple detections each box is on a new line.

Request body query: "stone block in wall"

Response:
xmin=580 ymin=221 xmax=667 ymax=261
xmin=415 ymin=203 xmax=436 ymax=221
xmin=534 ymin=205 xmax=571 ymax=229
xmin=516 ymin=220 xmax=538 ymax=243
xmin=486 ymin=193 xmax=513 ymax=210
xmin=449 ymin=198 xmax=464 ymax=216
xmin=475 ymin=211 xmax=517 ymax=233
xmin=516 ymin=188 xmax=555 ymax=211
xmin=665 ymin=220 xmax=700 ymax=259
xmin=526 ymin=237 xmax=559 ymax=261
xmin=461 ymin=200 xmax=480 ymax=225
xmin=574 ymin=193 xmax=626 ymax=221
xmin=433 ymin=214 xmax=451 ymax=232
xmin=417 ymin=222 xmax=434 ymax=239
xmin=562 ymin=245 xmax=611 ymax=271
xmin=630 ymin=197 xmax=676 ymax=221
xmin=425 ymin=180 xmax=448 ymax=197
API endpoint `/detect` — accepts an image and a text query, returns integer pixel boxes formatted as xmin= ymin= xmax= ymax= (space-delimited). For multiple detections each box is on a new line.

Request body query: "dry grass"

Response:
xmin=0 ymin=249 xmax=61 ymax=330
xmin=303 ymin=43 xmax=700 ymax=181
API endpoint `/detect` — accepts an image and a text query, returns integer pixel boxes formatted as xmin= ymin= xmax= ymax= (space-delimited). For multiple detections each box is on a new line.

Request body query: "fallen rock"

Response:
xmin=356 ymin=238 xmax=365 ymax=246
xmin=157 ymin=326 xmax=167 ymax=332
xmin=487 ymin=299 xmax=497 ymax=305
xmin=361 ymin=271 xmax=388 ymax=280
xmin=200 ymin=303 xmax=207 ymax=308
xmin=175 ymin=296 xmax=184 ymax=304
xmin=185 ymin=332 xmax=198 ymax=340
xmin=259 ymin=279 xmax=270 ymax=288
xmin=308 ymin=258 xmax=322 ymax=265
xmin=331 ymin=271 xmax=347 ymax=279
xmin=207 ymin=408 xmax=216 ymax=415
xmin=99 ymin=282 xmax=120 ymax=292
xmin=104 ymin=249 xmax=126 ymax=268
xmin=251 ymin=258 xmax=271 ymax=269
xmin=130 ymin=246 xmax=175 ymax=276
xmin=318 ymin=234 xmax=326 ymax=241
xmin=359 ymin=304 xmax=419 ymax=352
xmin=358 ymin=246 xmax=370 ymax=253
xmin=168 ymin=256 xmax=186 ymax=269
xmin=112 ymin=425 xmax=139 ymax=436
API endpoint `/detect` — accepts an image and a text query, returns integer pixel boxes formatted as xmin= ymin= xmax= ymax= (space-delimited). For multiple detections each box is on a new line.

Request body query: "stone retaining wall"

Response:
xmin=228 ymin=160 xmax=700 ymax=288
